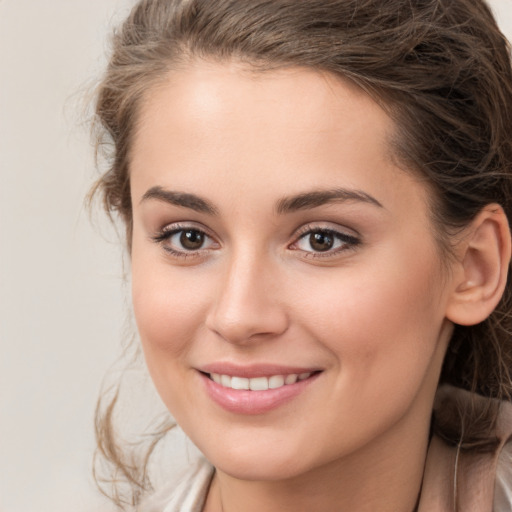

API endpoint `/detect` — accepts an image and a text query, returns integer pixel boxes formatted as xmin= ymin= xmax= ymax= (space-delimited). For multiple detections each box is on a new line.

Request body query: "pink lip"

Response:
xmin=198 ymin=366 xmax=321 ymax=415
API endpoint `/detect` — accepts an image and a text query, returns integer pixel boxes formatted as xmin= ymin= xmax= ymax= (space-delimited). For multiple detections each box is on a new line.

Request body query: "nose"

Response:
xmin=205 ymin=251 xmax=289 ymax=345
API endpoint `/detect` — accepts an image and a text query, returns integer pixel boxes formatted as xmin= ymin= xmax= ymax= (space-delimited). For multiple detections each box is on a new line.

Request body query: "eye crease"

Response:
xmin=151 ymin=224 xmax=218 ymax=258
xmin=293 ymin=229 xmax=360 ymax=254
xmin=151 ymin=223 xmax=360 ymax=260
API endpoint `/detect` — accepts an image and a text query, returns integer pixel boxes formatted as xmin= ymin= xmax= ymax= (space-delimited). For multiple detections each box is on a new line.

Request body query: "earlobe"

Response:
xmin=446 ymin=204 xmax=511 ymax=326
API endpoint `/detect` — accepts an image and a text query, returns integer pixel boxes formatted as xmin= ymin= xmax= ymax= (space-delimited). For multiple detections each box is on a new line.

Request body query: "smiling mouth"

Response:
xmin=206 ymin=372 xmax=318 ymax=391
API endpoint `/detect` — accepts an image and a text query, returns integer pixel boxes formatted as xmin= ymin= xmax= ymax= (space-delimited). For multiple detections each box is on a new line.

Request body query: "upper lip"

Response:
xmin=198 ymin=363 xmax=322 ymax=378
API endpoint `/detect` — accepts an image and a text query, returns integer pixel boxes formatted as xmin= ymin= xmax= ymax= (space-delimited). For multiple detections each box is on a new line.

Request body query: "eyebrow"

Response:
xmin=276 ymin=188 xmax=383 ymax=214
xmin=141 ymin=185 xmax=383 ymax=216
xmin=141 ymin=186 xmax=218 ymax=215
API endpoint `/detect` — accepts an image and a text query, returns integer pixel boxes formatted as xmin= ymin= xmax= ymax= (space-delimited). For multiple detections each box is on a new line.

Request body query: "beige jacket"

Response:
xmin=418 ymin=387 xmax=512 ymax=511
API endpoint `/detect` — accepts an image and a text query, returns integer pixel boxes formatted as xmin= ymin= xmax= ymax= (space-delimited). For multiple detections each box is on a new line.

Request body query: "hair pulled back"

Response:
xmin=92 ymin=0 xmax=512 ymax=507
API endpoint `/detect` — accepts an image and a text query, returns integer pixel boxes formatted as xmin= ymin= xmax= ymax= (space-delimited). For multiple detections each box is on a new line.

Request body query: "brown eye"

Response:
xmin=153 ymin=226 xmax=216 ymax=256
xmin=309 ymin=232 xmax=334 ymax=252
xmin=294 ymin=228 xmax=360 ymax=256
xmin=180 ymin=229 xmax=205 ymax=250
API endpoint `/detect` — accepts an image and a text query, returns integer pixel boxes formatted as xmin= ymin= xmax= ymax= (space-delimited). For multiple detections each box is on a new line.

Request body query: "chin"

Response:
xmin=215 ymin=457 xmax=309 ymax=482
xmin=199 ymin=437 xmax=320 ymax=482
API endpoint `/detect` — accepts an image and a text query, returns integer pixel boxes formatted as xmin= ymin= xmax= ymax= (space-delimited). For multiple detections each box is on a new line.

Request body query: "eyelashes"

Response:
xmin=290 ymin=226 xmax=361 ymax=257
xmin=151 ymin=223 xmax=218 ymax=260
xmin=151 ymin=222 xmax=361 ymax=261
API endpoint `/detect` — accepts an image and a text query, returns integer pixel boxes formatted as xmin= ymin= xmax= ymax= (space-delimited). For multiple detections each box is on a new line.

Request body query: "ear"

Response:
xmin=446 ymin=204 xmax=511 ymax=326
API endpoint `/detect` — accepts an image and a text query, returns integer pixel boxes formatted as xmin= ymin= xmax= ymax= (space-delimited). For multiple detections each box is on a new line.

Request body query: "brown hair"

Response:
xmin=92 ymin=0 xmax=512 ymax=507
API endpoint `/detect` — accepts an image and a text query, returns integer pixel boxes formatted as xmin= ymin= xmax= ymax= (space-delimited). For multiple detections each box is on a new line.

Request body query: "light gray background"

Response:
xmin=1 ymin=1 xmax=511 ymax=511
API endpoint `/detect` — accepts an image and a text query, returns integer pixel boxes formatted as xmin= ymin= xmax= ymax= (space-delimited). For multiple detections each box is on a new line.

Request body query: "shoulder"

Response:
xmin=419 ymin=386 xmax=512 ymax=512
xmin=137 ymin=457 xmax=214 ymax=512
xmin=495 ymin=437 xmax=512 ymax=511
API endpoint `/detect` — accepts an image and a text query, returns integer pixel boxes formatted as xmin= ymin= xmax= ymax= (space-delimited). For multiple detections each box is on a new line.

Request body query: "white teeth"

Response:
xmin=210 ymin=372 xmax=314 ymax=390
xmin=249 ymin=377 xmax=269 ymax=391
xmin=285 ymin=374 xmax=298 ymax=385
xmin=268 ymin=375 xmax=285 ymax=389
xmin=220 ymin=374 xmax=232 ymax=387
xmin=231 ymin=377 xmax=249 ymax=390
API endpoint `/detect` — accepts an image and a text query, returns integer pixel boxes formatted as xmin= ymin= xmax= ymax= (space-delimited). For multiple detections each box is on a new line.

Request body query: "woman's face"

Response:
xmin=130 ymin=62 xmax=456 ymax=480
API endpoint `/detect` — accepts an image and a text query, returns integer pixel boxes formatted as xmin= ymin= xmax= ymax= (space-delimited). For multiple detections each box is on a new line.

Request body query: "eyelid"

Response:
xmin=293 ymin=222 xmax=360 ymax=240
xmin=150 ymin=220 xmax=360 ymax=260
xmin=151 ymin=221 xmax=220 ymax=258
xmin=153 ymin=220 xmax=213 ymax=239
xmin=289 ymin=222 xmax=361 ymax=257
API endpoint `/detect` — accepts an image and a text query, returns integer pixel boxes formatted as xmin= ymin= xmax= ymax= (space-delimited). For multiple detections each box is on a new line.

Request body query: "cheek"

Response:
xmin=300 ymin=242 xmax=447 ymax=382
xmin=130 ymin=258 xmax=215 ymax=420
xmin=130 ymin=249 xmax=209 ymax=374
xmin=292 ymin=247 xmax=450 ymax=451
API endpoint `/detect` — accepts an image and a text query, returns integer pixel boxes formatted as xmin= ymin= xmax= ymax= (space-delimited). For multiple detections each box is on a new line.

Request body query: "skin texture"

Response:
xmin=129 ymin=62 xmax=468 ymax=512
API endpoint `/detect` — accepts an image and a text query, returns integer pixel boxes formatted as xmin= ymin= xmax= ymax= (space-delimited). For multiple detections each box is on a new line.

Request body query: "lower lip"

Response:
xmin=200 ymin=372 xmax=320 ymax=415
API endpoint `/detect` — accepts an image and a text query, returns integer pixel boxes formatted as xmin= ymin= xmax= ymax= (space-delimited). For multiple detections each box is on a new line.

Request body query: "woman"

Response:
xmin=92 ymin=0 xmax=512 ymax=510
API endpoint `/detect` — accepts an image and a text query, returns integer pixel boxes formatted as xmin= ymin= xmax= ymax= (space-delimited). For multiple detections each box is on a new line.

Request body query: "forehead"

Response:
xmin=133 ymin=62 xmax=393 ymax=156
xmin=130 ymin=61 xmax=427 ymax=217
